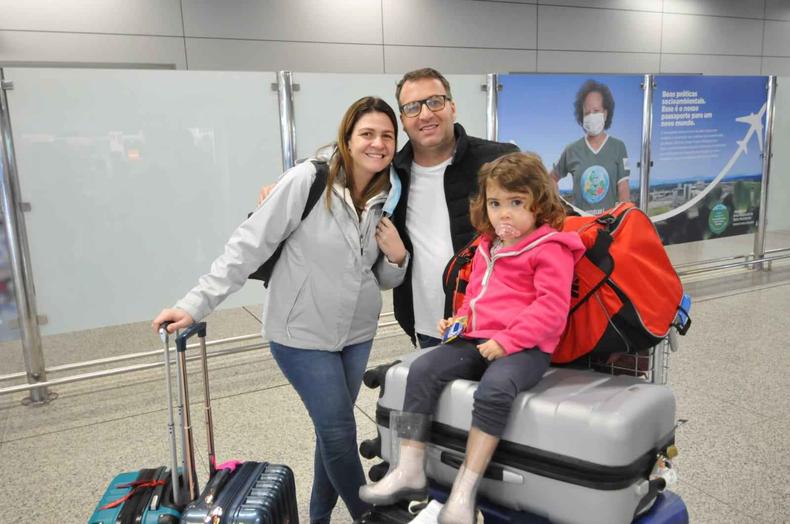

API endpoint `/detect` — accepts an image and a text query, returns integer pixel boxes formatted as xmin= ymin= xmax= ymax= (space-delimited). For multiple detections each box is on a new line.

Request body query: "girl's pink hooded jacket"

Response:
xmin=456 ymin=224 xmax=585 ymax=355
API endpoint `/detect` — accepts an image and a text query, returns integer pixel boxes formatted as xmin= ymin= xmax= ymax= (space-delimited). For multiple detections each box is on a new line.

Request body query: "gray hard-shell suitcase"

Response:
xmin=365 ymin=348 xmax=677 ymax=524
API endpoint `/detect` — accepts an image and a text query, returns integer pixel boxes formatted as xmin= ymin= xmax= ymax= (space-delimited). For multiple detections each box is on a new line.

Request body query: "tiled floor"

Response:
xmin=1 ymin=266 xmax=790 ymax=523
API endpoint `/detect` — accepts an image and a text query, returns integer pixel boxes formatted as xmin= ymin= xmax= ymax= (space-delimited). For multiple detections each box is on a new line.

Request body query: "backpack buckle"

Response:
xmin=596 ymin=214 xmax=617 ymax=226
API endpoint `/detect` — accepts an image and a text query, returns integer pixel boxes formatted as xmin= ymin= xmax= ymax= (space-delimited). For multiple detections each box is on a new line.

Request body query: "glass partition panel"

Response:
xmin=5 ymin=68 xmax=282 ymax=335
xmin=664 ymin=235 xmax=760 ymax=267
xmin=293 ymin=73 xmax=488 ymax=161
xmin=765 ymin=76 xmax=790 ymax=253
xmin=444 ymin=74 xmax=488 ymax=141
xmin=292 ymin=73 xmax=404 ymax=160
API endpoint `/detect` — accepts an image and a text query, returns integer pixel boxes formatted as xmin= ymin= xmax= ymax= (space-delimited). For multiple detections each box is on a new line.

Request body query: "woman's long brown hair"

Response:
xmin=326 ymin=96 xmax=398 ymax=213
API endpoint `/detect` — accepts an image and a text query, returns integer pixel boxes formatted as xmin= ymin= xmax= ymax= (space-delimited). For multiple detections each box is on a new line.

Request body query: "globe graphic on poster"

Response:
xmin=580 ymin=165 xmax=610 ymax=205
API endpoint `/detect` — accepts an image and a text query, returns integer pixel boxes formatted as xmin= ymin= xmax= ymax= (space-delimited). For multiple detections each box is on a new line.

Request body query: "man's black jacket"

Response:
xmin=391 ymin=123 xmax=519 ymax=342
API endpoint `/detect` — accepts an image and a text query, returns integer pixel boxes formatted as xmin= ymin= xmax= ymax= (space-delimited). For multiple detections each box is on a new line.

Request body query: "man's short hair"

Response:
xmin=395 ymin=68 xmax=453 ymax=104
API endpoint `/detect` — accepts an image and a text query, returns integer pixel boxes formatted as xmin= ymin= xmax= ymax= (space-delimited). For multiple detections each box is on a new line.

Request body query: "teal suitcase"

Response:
xmin=88 ymin=323 xmax=205 ymax=523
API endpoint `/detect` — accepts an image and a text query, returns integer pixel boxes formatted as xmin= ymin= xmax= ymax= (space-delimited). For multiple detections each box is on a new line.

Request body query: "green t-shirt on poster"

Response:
xmin=554 ymin=135 xmax=630 ymax=214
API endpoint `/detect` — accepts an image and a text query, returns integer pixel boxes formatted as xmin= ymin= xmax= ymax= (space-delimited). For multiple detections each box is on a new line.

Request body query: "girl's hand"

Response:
xmin=376 ymin=217 xmax=407 ymax=266
xmin=437 ymin=317 xmax=454 ymax=336
xmin=152 ymin=308 xmax=194 ymax=334
xmin=477 ymin=339 xmax=506 ymax=361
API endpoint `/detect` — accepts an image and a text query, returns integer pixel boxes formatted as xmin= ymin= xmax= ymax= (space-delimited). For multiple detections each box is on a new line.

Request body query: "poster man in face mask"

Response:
xmin=551 ymin=79 xmax=630 ymax=214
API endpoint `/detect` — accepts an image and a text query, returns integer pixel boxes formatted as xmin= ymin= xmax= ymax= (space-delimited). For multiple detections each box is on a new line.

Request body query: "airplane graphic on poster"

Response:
xmin=649 ymin=103 xmax=766 ymax=223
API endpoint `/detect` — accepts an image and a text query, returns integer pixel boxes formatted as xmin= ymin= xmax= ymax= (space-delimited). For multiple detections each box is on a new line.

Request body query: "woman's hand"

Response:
xmin=477 ymin=339 xmax=507 ymax=361
xmin=376 ymin=217 xmax=407 ymax=266
xmin=257 ymin=183 xmax=276 ymax=206
xmin=152 ymin=308 xmax=194 ymax=334
xmin=437 ymin=317 xmax=453 ymax=337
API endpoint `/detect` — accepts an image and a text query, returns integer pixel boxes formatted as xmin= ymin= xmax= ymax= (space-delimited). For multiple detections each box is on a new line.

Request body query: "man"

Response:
xmin=258 ymin=68 xmax=517 ymax=348
xmin=391 ymin=68 xmax=518 ymax=348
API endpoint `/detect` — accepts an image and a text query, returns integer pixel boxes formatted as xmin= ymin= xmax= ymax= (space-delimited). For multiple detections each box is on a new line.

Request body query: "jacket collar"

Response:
xmin=394 ymin=123 xmax=468 ymax=175
xmin=331 ymin=168 xmax=390 ymax=212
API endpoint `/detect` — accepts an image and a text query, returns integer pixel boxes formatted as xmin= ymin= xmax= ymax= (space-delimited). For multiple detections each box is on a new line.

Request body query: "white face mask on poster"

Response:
xmin=583 ymin=112 xmax=605 ymax=136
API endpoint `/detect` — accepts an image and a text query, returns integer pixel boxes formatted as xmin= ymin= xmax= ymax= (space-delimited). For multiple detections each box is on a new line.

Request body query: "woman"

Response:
xmin=153 ymin=96 xmax=409 ymax=523
xmin=551 ymin=79 xmax=630 ymax=215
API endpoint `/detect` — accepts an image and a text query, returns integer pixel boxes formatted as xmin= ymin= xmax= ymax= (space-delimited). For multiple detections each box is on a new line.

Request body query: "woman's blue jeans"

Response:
xmin=270 ymin=340 xmax=373 ymax=523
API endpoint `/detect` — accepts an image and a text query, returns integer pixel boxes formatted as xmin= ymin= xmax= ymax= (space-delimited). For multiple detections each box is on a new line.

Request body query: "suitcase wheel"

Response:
xmin=363 ymin=361 xmax=399 ymax=389
xmin=368 ymin=461 xmax=389 ymax=482
xmin=359 ymin=437 xmax=382 ymax=460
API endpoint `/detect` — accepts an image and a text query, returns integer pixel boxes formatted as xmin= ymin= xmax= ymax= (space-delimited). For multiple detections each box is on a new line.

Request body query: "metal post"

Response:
xmin=639 ymin=74 xmax=654 ymax=212
xmin=652 ymin=341 xmax=667 ymax=386
xmin=0 ymin=68 xmax=53 ymax=405
xmin=275 ymin=71 xmax=297 ymax=170
xmin=199 ymin=335 xmax=216 ymax=476
xmin=485 ymin=73 xmax=499 ymax=141
xmin=159 ymin=327 xmax=181 ymax=506
xmin=177 ymin=346 xmax=199 ymax=502
xmin=753 ymin=75 xmax=776 ymax=271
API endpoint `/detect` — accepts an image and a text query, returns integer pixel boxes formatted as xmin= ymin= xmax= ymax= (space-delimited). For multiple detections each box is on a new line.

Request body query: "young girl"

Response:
xmin=154 ymin=97 xmax=409 ymax=523
xmin=359 ymin=152 xmax=584 ymax=524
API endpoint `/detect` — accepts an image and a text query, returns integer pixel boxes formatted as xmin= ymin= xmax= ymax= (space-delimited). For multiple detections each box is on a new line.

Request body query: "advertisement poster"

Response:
xmin=498 ymin=74 xmax=645 ymax=214
xmin=649 ymin=75 xmax=768 ymax=245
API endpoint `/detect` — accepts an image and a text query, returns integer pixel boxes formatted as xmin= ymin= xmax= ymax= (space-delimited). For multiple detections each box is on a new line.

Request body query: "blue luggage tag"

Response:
xmin=674 ymin=293 xmax=692 ymax=334
xmin=442 ymin=317 xmax=467 ymax=344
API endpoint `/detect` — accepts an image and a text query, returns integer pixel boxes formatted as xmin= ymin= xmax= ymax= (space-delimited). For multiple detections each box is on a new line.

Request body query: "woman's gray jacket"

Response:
xmin=174 ymin=160 xmax=408 ymax=350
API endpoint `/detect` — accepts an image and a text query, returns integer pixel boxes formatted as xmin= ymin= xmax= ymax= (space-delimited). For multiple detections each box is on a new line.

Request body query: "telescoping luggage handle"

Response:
xmin=158 ymin=321 xmax=183 ymax=507
xmin=159 ymin=321 xmax=217 ymax=505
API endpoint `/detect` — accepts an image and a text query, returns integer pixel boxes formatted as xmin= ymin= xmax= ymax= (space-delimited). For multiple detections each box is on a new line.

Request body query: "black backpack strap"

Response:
xmin=568 ymin=230 xmax=614 ymax=315
xmin=303 ymin=160 xmax=328 ymax=219
xmin=248 ymin=160 xmax=329 ymax=286
xmin=116 ymin=468 xmax=159 ymax=524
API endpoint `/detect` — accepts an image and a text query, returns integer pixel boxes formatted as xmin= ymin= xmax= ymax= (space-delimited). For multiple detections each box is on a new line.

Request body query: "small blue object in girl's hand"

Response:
xmin=676 ymin=293 xmax=691 ymax=326
xmin=442 ymin=317 xmax=467 ymax=344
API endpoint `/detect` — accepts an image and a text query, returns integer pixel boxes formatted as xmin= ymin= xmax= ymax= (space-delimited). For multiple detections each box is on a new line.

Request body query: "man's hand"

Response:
xmin=477 ymin=339 xmax=506 ymax=361
xmin=376 ymin=217 xmax=407 ymax=266
xmin=152 ymin=308 xmax=194 ymax=334
xmin=437 ymin=317 xmax=453 ymax=337
xmin=257 ymin=183 xmax=276 ymax=206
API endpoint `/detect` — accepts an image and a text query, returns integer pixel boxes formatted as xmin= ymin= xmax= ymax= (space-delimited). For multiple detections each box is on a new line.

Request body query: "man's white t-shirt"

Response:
xmin=405 ymin=157 xmax=454 ymax=337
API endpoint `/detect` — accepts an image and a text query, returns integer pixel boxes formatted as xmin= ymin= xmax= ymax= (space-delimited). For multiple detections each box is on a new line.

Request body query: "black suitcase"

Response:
xmin=181 ymin=461 xmax=298 ymax=523
xmin=171 ymin=322 xmax=299 ymax=524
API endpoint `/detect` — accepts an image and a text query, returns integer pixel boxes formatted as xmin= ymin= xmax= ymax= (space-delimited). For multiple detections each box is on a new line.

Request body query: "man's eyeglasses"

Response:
xmin=399 ymin=95 xmax=450 ymax=118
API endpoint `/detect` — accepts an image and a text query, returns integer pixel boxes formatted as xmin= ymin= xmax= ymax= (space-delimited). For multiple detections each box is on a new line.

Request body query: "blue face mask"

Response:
xmin=382 ymin=166 xmax=401 ymax=217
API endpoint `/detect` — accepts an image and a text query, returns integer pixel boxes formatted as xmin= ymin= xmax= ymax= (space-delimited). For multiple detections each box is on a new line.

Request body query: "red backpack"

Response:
xmin=441 ymin=203 xmax=690 ymax=364
xmin=442 ymin=235 xmax=482 ymax=318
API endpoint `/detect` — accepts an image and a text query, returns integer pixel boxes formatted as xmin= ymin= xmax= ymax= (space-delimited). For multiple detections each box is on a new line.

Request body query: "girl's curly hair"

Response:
xmin=470 ymin=152 xmax=566 ymax=237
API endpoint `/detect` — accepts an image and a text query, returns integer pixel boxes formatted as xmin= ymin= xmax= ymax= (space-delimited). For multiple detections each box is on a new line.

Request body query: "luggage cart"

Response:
xmin=581 ymin=293 xmax=691 ymax=385
xmin=582 ymin=338 xmax=672 ymax=385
